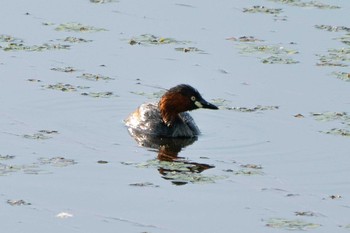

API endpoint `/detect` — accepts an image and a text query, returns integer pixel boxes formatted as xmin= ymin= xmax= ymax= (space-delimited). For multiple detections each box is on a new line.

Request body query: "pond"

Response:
xmin=1 ymin=0 xmax=350 ymax=232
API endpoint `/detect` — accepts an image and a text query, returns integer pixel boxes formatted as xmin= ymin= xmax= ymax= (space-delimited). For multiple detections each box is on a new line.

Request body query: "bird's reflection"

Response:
xmin=127 ymin=128 xmax=214 ymax=185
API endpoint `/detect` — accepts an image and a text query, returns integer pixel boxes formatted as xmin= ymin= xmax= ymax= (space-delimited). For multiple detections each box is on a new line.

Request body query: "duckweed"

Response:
xmin=55 ymin=22 xmax=107 ymax=32
xmin=266 ymin=218 xmax=321 ymax=230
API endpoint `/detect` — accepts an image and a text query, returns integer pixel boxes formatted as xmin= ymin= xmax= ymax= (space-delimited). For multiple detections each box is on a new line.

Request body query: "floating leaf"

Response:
xmin=331 ymin=71 xmax=350 ymax=81
xmin=226 ymin=105 xmax=279 ymax=112
xmin=81 ymin=91 xmax=117 ymax=98
xmin=322 ymin=128 xmax=350 ymax=137
xmin=261 ymin=55 xmax=299 ymax=64
xmin=315 ymin=24 xmax=350 ymax=32
xmin=311 ymin=112 xmax=350 ymax=122
xmin=268 ymin=0 xmax=340 ymax=9
xmin=38 ymin=157 xmax=77 ymax=167
xmin=226 ymin=36 xmax=264 ymax=42
xmin=243 ymin=6 xmax=282 ymax=14
xmin=77 ymin=73 xmax=114 ymax=81
xmin=129 ymin=182 xmax=159 ymax=187
xmin=43 ymin=83 xmax=89 ymax=92
xmin=174 ymin=47 xmax=205 ymax=53
xmin=130 ymin=90 xmax=165 ymax=99
xmin=23 ymin=133 xmax=51 ymax=140
xmin=0 ymin=155 xmax=15 ymax=160
xmin=7 ymin=199 xmax=31 ymax=206
xmin=63 ymin=37 xmax=92 ymax=43
xmin=2 ymin=42 xmax=70 ymax=52
xmin=55 ymin=22 xmax=107 ymax=33
xmin=129 ymin=34 xmax=189 ymax=45
xmin=51 ymin=66 xmax=77 ymax=72
xmin=266 ymin=218 xmax=321 ymax=230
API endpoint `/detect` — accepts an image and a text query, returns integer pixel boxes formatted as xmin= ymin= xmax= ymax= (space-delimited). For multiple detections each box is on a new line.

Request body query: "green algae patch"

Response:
xmin=238 ymin=44 xmax=298 ymax=55
xmin=316 ymin=48 xmax=350 ymax=67
xmin=77 ymin=73 xmax=114 ymax=81
xmin=0 ymin=154 xmax=15 ymax=160
xmin=55 ymin=22 xmax=107 ymax=33
xmin=51 ymin=66 xmax=77 ymax=73
xmin=1 ymin=42 xmax=70 ymax=52
xmin=336 ymin=34 xmax=350 ymax=46
xmin=323 ymin=128 xmax=350 ymax=137
xmin=174 ymin=47 xmax=205 ymax=53
xmin=315 ymin=25 xmax=350 ymax=33
xmin=268 ymin=0 xmax=340 ymax=9
xmin=7 ymin=199 xmax=31 ymax=206
xmin=331 ymin=71 xmax=350 ymax=81
xmin=81 ymin=91 xmax=117 ymax=98
xmin=129 ymin=34 xmax=189 ymax=45
xmin=311 ymin=112 xmax=350 ymax=122
xmin=243 ymin=6 xmax=282 ymax=14
xmin=261 ymin=55 xmax=299 ymax=64
xmin=311 ymin=112 xmax=350 ymax=137
xmin=38 ymin=157 xmax=77 ymax=167
xmin=129 ymin=182 xmax=159 ymax=188
xmin=63 ymin=36 xmax=92 ymax=43
xmin=234 ymin=41 xmax=299 ymax=64
xmin=227 ymin=105 xmax=279 ymax=112
xmin=266 ymin=218 xmax=321 ymax=230
xmin=43 ymin=83 xmax=90 ymax=92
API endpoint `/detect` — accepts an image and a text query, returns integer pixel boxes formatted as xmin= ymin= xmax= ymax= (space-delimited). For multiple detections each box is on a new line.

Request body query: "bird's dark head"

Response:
xmin=159 ymin=84 xmax=218 ymax=126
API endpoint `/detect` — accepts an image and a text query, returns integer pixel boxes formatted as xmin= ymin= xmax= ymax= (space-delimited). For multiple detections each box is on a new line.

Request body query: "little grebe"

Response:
xmin=125 ymin=84 xmax=218 ymax=138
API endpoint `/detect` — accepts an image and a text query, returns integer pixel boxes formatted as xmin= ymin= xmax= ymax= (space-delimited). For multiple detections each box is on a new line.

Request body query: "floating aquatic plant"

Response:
xmin=268 ymin=0 xmax=340 ymax=9
xmin=261 ymin=55 xmax=299 ymax=64
xmin=243 ymin=6 xmax=282 ymax=14
xmin=226 ymin=36 xmax=264 ymax=42
xmin=1 ymin=42 xmax=70 ymax=52
xmin=315 ymin=24 xmax=350 ymax=33
xmin=311 ymin=112 xmax=350 ymax=122
xmin=234 ymin=42 xmax=299 ymax=64
xmin=7 ymin=199 xmax=31 ymax=206
xmin=129 ymin=34 xmax=189 ymax=45
xmin=266 ymin=218 xmax=321 ymax=230
xmin=51 ymin=66 xmax=77 ymax=73
xmin=38 ymin=157 xmax=77 ymax=167
xmin=129 ymin=182 xmax=159 ymax=188
xmin=227 ymin=105 xmax=279 ymax=112
xmin=55 ymin=22 xmax=107 ymax=33
xmin=43 ymin=83 xmax=89 ymax=92
xmin=63 ymin=37 xmax=92 ymax=43
xmin=316 ymin=47 xmax=350 ymax=67
xmin=174 ymin=47 xmax=205 ymax=53
xmin=81 ymin=91 xmax=117 ymax=98
xmin=76 ymin=73 xmax=114 ymax=81
xmin=331 ymin=71 xmax=350 ymax=82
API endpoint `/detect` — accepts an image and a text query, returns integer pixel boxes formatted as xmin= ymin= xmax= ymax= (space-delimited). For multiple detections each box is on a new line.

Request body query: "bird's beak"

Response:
xmin=195 ymin=98 xmax=219 ymax=110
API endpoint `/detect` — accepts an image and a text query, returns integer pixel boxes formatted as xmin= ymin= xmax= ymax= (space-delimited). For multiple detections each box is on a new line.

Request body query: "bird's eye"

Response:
xmin=191 ymin=96 xmax=196 ymax=101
